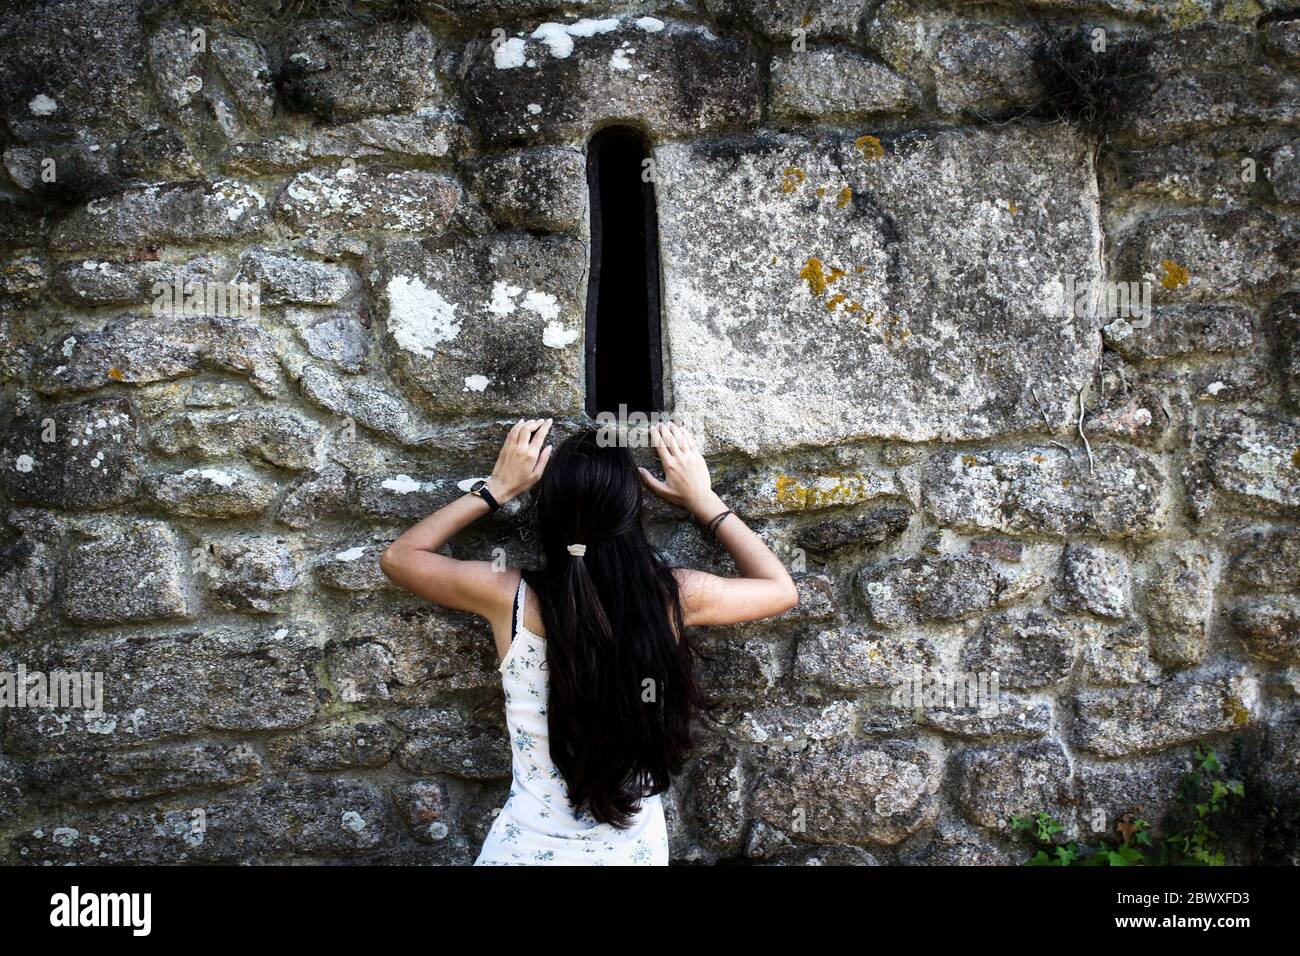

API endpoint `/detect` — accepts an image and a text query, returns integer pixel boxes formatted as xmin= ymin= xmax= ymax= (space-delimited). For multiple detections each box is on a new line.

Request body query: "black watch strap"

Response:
xmin=471 ymin=480 xmax=500 ymax=513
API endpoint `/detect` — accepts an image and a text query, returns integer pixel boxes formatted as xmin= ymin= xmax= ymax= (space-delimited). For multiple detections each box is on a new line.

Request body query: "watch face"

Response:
xmin=470 ymin=479 xmax=487 ymax=494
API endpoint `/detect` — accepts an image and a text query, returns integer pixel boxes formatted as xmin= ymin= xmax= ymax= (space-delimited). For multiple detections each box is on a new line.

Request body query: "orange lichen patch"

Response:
xmin=1062 ymin=479 xmax=1071 ymax=488
xmin=107 ymin=367 xmax=126 ymax=381
xmin=1032 ymin=454 xmax=1045 ymax=464
xmin=855 ymin=135 xmax=884 ymax=160
xmin=844 ymin=301 xmax=864 ymax=314
xmin=1008 ymin=201 xmax=1018 ymax=215
xmin=837 ymin=186 xmax=852 ymax=208
xmin=826 ymin=293 xmax=847 ymax=311
xmin=1292 ymin=448 xmax=1300 ymax=469
xmin=772 ymin=472 xmax=885 ymax=510
xmin=800 ymin=14 xmax=813 ymax=25
xmin=816 ymin=186 xmax=826 ymax=198
xmin=781 ymin=167 xmax=806 ymax=193
xmin=961 ymin=454 xmax=980 ymax=467
xmin=899 ymin=329 xmax=911 ymax=340
xmin=1160 ymin=258 xmax=1190 ymax=290
xmin=1223 ymin=697 xmax=1251 ymax=727
xmin=800 ymin=257 xmax=830 ymax=295
xmin=826 ymin=266 xmax=846 ymax=284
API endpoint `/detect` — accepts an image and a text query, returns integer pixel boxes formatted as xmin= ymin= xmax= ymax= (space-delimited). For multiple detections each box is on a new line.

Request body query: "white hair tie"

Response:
xmin=566 ymin=544 xmax=587 ymax=557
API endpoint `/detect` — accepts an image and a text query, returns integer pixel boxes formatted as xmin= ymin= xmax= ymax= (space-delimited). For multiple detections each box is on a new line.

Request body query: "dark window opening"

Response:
xmin=585 ymin=126 xmax=663 ymax=419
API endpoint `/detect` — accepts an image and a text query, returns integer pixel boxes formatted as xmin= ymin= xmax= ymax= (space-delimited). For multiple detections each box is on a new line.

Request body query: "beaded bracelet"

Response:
xmin=706 ymin=509 xmax=734 ymax=535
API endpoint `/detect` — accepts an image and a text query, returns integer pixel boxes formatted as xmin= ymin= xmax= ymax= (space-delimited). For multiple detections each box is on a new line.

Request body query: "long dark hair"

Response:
xmin=522 ymin=429 xmax=703 ymax=828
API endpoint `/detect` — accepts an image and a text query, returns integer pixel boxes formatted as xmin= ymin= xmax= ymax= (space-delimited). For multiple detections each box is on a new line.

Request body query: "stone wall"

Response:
xmin=1 ymin=0 xmax=1297 ymax=864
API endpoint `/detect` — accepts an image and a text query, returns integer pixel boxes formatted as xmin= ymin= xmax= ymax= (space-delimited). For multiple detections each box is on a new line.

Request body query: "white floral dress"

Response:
xmin=474 ymin=578 xmax=670 ymax=866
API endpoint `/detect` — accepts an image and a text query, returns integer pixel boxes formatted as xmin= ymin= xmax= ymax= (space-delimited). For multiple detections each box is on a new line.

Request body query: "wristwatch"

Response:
xmin=469 ymin=479 xmax=501 ymax=514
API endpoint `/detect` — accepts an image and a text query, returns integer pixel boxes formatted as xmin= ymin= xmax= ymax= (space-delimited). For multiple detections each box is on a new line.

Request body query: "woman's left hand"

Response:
xmin=485 ymin=418 xmax=553 ymax=503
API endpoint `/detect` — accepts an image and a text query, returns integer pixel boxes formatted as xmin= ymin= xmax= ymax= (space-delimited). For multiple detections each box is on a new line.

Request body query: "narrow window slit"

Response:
xmin=584 ymin=126 xmax=663 ymax=420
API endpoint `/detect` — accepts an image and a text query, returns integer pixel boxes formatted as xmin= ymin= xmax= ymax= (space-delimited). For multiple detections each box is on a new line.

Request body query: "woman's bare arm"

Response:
xmin=379 ymin=419 xmax=553 ymax=627
xmin=639 ymin=421 xmax=798 ymax=627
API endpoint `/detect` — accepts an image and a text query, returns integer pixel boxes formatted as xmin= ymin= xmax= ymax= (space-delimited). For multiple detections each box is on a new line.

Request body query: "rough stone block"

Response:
xmin=750 ymin=739 xmax=938 ymax=846
xmin=465 ymin=18 xmax=759 ymax=145
xmin=0 ymin=396 xmax=141 ymax=510
xmin=655 ymin=124 xmax=1103 ymax=454
xmin=960 ymin=609 xmax=1082 ymax=689
xmin=1074 ymin=668 xmax=1258 ymax=757
xmin=858 ymin=554 xmax=1037 ymax=629
xmin=0 ymin=0 xmax=148 ymax=134
xmin=26 ymin=743 xmax=262 ymax=804
xmin=1120 ymin=209 xmax=1295 ymax=304
xmin=9 ymin=778 xmax=395 ymax=864
xmin=315 ymin=540 xmax=396 ymax=591
xmin=953 ymin=739 xmax=1075 ymax=839
xmin=51 ymin=256 xmax=226 ymax=308
xmin=1195 ymin=409 xmax=1300 ymax=513
xmin=1080 ymin=619 xmax=1156 ymax=686
xmin=142 ymin=466 xmax=278 ymax=519
xmin=1227 ymin=527 xmax=1300 ymax=591
xmin=0 ymin=623 xmax=324 ymax=753
xmin=61 ymin=518 xmax=189 ymax=625
xmin=923 ymin=445 xmax=1169 ymax=539
xmin=1055 ymin=544 xmax=1132 ymax=620
xmin=265 ymin=717 xmax=398 ymax=771
xmin=32 ymin=313 xmax=281 ymax=398
xmin=233 ymin=248 xmax=357 ymax=305
xmin=1103 ymin=305 xmax=1254 ymax=361
xmin=278 ymin=19 xmax=443 ymax=122
xmin=769 ymin=49 xmax=921 ymax=121
xmin=394 ymin=705 xmax=511 ymax=780
xmin=796 ymin=504 xmax=912 ymax=554
xmin=274 ymin=166 xmax=460 ymax=234
xmin=151 ymin=408 xmax=322 ymax=471
xmin=373 ymin=234 xmax=586 ymax=418
xmin=793 ymin=626 xmax=938 ymax=690
xmin=202 ymin=534 xmax=301 ymax=614
xmin=50 ymin=181 xmax=269 ymax=251
xmin=468 ymin=146 xmax=586 ymax=232
xmin=0 ymin=534 xmax=56 ymax=637
xmin=1231 ymin=597 xmax=1300 ymax=666
xmin=1140 ymin=542 xmax=1213 ymax=668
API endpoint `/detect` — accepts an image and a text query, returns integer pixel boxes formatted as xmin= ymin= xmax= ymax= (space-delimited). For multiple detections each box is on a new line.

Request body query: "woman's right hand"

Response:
xmin=638 ymin=422 xmax=724 ymax=520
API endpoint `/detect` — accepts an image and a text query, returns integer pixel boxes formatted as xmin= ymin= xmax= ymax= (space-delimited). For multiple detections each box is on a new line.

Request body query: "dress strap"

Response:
xmin=511 ymin=576 xmax=527 ymax=642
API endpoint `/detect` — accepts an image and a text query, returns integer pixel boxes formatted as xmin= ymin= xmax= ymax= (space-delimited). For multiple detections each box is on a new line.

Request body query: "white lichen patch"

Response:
xmin=494 ymin=36 xmax=527 ymax=69
xmin=334 ymin=546 xmax=366 ymax=562
xmin=530 ymin=18 xmax=621 ymax=60
xmin=488 ymin=280 xmax=522 ymax=315
xmin=567 ymin=17 xmax=620 ymax=38
xmin=15 ymin=454 xmax=34 ymax=473
xmin=635 ymin=16 xmax=665 ymax=32
xmin=543 ymin=321 xmax=579 ymax=349
xmin=521 ymin=289 xmax=560 ymax=321
xmin=531 ymin=23 xmax=576 ymax=59
xmin=610 ymin=48 xmax=633 ymax=71
xmin=29 ymin=93 xmax=58 ymax=116
xmin=181 ymin=468 xmax=238 ymax=487
xmin=382 ymin=474 xmax=425 ymax=494
xmin=341 ymin=810 xmax=367 ymax=832
xmin=387 ymin=275 xmax=460 ymax=356
xmin=464 ymin=374 xmax=490 ymax=392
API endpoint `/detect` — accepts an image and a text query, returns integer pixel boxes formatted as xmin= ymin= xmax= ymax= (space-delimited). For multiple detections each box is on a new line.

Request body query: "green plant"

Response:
xmin=1156 ymin=744 xmax=1245 ymax=866
xmin=1011 ymin=811 xmax=1150 ymax=866
xmin=1012 ymin=744 xmax=1244 ymax=867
